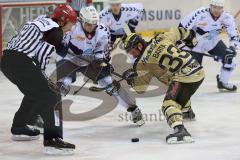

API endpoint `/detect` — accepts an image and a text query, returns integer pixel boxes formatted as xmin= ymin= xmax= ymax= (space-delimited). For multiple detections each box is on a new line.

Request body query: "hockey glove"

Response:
xmin=182 ymin=29 xmax=198 ymax=48
xmin=123 ymin=69 xmax=138 ymax=85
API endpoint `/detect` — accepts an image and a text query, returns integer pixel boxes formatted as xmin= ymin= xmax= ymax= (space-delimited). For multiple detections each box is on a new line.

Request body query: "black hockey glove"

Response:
xmin=90 ymin=59 xmax=114 ymax=72
xmin=122 ymin=69 xmax=138 ymax=85
xmin=182 ymin=29 xmax=197 ymax=48
xmin=85 ymin=59 xmax=114 ymax=82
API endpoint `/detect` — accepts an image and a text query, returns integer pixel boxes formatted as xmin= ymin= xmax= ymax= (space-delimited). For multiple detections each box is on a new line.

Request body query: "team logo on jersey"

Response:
xmin=197 ymin=22 xmax=208 ymax=27
xmin=84 ymin=48 xmax=93 ymax=54
xmin=75 ymin=35 xmax=86 ymax=41
xmin=222 ymin=24 xmax=229 ymax=28
xmin=115 ymin=28 xmax=125 ymax=35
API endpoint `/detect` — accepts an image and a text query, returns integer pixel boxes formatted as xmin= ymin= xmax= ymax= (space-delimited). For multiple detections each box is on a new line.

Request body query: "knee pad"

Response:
xmin=98 ymin=76 xmax=122 ymax=96
xmin=222 ymin=47 xmax=237 ymax=71
xmin=105 ymin=80 xmax=121 ymax=96
xmin=97 ymin=76 xmax=115 ymax=95
xmin=162 ymin=100 xmax=183 ymax=128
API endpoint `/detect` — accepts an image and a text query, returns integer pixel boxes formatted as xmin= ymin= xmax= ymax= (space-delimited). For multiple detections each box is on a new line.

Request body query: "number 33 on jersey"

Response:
xmin=132 ymin=28 xmax=205 ymax=93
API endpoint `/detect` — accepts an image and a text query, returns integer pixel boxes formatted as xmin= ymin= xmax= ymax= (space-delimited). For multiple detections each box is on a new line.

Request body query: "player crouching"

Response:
xmin=122 ymin=28 xmax=205 ymax=144
xmin=55 ymin=6 xmax=145 ymax=126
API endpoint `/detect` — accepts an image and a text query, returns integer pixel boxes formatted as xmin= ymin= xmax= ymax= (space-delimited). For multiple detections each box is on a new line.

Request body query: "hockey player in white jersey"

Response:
xmin=99 ymin=0 xmax=144 ymax=51
xmin=56 ymin=6 xmax=145 ymax=126
xmin=179 ymin=0 xmax=240 ymax=91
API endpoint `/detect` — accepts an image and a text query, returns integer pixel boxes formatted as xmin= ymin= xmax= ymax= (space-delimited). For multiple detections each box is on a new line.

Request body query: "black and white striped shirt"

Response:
xmin=6 ymin=16 xmax=59 ymax=71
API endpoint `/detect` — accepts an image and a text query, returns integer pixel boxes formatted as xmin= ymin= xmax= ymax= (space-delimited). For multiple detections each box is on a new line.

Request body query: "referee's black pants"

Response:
xmin=1 ymin=50 xmax=63 ymax=140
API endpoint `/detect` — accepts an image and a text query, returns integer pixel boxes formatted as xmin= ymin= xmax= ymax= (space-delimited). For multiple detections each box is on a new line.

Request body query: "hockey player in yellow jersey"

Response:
xmin=123 ymin=28 xmax=205 ymax=144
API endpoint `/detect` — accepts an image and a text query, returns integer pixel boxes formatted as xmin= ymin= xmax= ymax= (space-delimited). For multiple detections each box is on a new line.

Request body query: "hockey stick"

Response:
xmin=178 ymin=29 xmax=221 ymax=59
xmin=123 ymin=23 xmax=132 ymax=35
xmin=112 ymin=38 xmax=123 ymax=51
xmin=73 ymin=78 xmax=90 ymax=95
xmin=89 ymin=78 xmax=124 ymax=92
xmin=110 ymin=24 xmax=132 ymax=52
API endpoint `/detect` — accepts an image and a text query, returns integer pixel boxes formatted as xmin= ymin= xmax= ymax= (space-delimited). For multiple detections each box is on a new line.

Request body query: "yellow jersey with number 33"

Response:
xmin=132 ymin=28 xmax=205 ymax=93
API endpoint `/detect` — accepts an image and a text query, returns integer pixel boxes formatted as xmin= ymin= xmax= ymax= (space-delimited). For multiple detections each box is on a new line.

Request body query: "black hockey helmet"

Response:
xmin=124 ymin=33 xmax=146 ymax=53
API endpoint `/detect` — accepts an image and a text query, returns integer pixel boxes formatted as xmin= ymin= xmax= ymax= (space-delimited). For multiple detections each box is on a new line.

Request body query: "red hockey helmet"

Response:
xmin=52 ymin=4 xmax=77 ymax=25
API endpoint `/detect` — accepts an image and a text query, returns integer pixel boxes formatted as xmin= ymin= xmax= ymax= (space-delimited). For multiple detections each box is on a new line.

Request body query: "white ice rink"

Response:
xmin=1 ymin=40 xmax=240 ymax=160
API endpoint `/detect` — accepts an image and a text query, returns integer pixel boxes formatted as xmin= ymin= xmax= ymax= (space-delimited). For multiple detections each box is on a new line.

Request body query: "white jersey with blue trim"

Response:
xmin=99 ymin=3 xmax=144 ymax=36
xmin=59 ymin=22 xmax=110 ymax=66
xmin=180 ymin=7 xmax=240 ymax=52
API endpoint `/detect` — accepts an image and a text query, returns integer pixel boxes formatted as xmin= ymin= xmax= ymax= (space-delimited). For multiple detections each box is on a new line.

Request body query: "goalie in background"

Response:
xmin=179 ymin=0 xmax=240 ymax=91
xmin=123 ymin=28 xmax=205 ymax=144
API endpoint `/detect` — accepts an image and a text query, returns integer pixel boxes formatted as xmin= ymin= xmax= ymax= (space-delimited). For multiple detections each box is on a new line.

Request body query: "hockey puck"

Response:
xmin=131 ymin=138 xmax=139 ymax=142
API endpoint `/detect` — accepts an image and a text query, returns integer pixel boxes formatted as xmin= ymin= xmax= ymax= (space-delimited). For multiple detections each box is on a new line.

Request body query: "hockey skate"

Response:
xmin=11 ymin=125 xmax=40 ymax=141
xmin=166 ymin=125 xmax=194 ymax=144
xmin=44 ymin=138 xmax=75 ymax=155
xmin=183 ymin=108 xmax=196 ymax=121
xmin=217 ymin=75 xmax=237 ymax=92
xmin=127 ymin=105 xmax=145 ymax=126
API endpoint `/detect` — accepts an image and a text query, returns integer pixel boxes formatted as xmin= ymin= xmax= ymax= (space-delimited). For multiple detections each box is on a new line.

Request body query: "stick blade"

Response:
xmin=89 ymin=86 xmax=104 ymax=92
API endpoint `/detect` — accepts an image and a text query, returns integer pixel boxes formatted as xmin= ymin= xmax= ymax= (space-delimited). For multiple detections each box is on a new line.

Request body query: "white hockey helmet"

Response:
xmin=210 ymin=0 xmax=225 ymax=7
xmin=109 ymin=0 xmax=122 ymax=4
xmin=79 ymin=6 xmax=99 ymax=25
